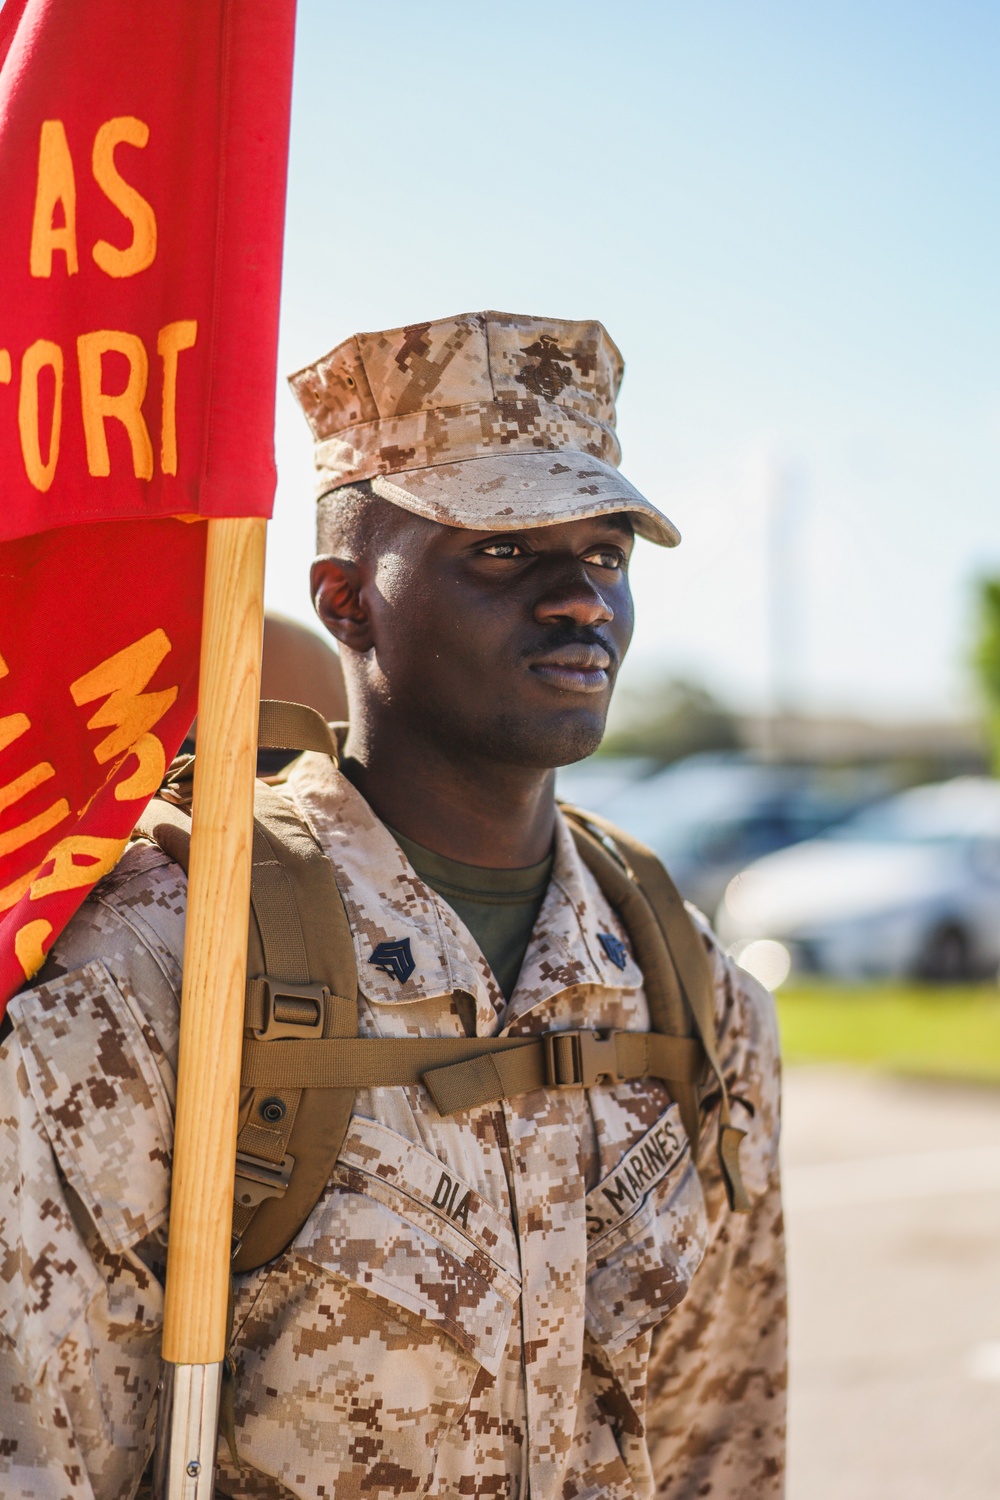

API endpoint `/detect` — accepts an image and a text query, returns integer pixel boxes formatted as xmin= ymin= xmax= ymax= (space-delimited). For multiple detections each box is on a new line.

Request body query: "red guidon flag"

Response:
xmin=0 ymin=0 xmax=295 ymax=1006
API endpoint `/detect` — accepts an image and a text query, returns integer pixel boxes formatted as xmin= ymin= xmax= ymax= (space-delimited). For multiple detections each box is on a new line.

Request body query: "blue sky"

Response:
xmin=265 ymin=0 xmax=1000 ymax=721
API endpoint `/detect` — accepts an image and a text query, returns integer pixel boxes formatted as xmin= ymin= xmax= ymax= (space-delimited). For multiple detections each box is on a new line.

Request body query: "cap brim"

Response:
xmin=362 ymin=451 xmax=680 ymax=548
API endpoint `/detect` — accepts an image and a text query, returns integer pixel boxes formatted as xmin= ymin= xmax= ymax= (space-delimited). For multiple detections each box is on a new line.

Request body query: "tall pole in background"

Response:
xmin=764 ymin=457 xmax=804 ymax=760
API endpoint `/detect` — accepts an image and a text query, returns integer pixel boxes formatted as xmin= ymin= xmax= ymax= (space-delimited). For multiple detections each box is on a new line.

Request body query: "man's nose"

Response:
xmin=533 ymin=564 xmax=613 ymax=628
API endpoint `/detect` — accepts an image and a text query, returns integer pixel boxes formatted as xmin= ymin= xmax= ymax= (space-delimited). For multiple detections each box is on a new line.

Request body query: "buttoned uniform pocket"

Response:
xmin=4 ymin=962 xmax=172 ymax=1363
xmin=225 ymin=1118 xmax=521 ymax=1498
xmin=585 ymin=1103 xmax=709 ymax=1357
xmin=1 ymin=962 xmax=170 ymax=1494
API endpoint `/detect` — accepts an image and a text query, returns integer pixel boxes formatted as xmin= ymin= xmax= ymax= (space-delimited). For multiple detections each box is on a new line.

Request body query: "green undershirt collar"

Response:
xmin=387 ymin=827 xmax=554 ymax=1002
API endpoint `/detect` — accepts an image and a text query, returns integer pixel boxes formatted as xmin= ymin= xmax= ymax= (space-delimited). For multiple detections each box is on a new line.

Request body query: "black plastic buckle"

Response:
xmin=252 ymin=978 xmax=328 ymax=1041
xmin=233 ymin=1150 xmax=295 ymax=1210
xmin=542 ymin=1029 xmax=622 ymax=1088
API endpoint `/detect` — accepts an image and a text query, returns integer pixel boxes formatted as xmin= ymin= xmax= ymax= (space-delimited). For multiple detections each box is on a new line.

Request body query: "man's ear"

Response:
xmin=311 ymin=557 xmax=374 ymax=653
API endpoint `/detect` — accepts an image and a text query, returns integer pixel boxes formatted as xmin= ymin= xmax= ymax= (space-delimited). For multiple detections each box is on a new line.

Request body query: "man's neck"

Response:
xmin=340 ymin=723 xmax=557 ymax=869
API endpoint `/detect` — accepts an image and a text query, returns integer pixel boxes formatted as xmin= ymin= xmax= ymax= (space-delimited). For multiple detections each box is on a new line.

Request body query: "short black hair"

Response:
xmin=316 ymin=479 xmax=399 ymax=560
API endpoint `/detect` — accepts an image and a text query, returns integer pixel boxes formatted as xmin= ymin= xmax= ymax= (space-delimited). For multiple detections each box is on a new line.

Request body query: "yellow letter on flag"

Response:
xmin=29 ymin=120 xmax=78 ymax=278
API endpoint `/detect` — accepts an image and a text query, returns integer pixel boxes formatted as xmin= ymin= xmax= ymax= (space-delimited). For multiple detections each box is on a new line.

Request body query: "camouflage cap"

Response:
xmin=288 ymin=310 xmax=680 ymax=547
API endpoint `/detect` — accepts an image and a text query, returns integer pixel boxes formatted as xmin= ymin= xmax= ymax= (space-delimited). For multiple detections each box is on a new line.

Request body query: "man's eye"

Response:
xmin=481 ymin=541 xmax=524 ymax=559
xmin=583 ymin=548 xmax=625 ymax=570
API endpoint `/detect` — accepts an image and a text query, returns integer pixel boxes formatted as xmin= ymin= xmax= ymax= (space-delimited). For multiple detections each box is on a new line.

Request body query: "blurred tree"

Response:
xmin=599 ymin=677 xmax=740 ymax=764
xmin=973 ymin=578 xmax=1000 ymax=775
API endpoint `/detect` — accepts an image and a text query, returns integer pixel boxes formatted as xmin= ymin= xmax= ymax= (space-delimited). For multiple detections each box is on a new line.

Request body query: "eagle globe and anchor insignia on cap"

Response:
xmin=369 ymin=937 xmax=416 ymax=985
xmin=516 ymin=333 xmax=575 ymax=400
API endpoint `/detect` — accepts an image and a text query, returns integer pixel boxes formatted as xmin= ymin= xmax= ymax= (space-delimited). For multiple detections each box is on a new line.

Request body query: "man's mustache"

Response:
xmin=519 ymin=625 xmax=620 ymax=672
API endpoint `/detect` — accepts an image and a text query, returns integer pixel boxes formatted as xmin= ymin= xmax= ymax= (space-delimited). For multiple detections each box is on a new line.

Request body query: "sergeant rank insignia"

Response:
xmin=598 ymin=932 xmax=629 ymax=970
xmin=369 ymin=937 xmax=416 ymax=984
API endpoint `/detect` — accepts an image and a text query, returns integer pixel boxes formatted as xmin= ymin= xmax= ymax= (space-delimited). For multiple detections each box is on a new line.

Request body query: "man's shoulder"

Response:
xmin=1 ymin=842 xmax=184 ymax=1261
xmin=8 ymin=838 xmax=188 ymax=1098
xmin=42 ymin=836 xmax=188 ymax=1002
xmin=683 ymin=897 xmax=779 ymax=1053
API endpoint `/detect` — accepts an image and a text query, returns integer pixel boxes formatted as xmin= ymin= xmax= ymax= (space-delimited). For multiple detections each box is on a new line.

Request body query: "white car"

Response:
xmin=558 ymin=752 xmax=881 ymax=917
xmin=716 ymin=777 xmax=1000 ymax=985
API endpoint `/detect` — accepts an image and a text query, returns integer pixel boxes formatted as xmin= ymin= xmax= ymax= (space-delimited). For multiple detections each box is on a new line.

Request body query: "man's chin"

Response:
xmin=481 ymin=705 xmax=609 ymax=770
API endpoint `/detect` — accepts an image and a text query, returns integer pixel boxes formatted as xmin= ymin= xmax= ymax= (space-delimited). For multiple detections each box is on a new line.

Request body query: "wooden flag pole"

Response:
xmin=154 ymin=515 xmax=267 ymax=1499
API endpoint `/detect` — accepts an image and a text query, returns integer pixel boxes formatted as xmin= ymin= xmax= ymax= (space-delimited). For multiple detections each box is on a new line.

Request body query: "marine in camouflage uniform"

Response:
xmin=0 ymin=312 xmax=786 ymax=1499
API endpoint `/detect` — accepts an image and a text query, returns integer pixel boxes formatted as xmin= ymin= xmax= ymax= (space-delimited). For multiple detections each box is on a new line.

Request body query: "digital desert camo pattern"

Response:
xmin=289 ymin=311 xmax=682 ymax=547
xmin=0 ymin=756 xmax=785 ymax=1499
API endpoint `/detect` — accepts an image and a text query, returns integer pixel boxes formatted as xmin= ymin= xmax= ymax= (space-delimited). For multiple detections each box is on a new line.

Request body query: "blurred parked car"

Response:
xmin=716 ymin=776 xmax=1000 ymax=984
xmin=554 ymin=756 xmax=658 ymax=814
xmin=558 ymin=752 xmax=884 ymax=916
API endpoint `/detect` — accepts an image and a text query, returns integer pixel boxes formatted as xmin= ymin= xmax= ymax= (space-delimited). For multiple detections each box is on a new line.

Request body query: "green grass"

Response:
xmin=776 ymin=983 xmax=1000 ymax=1083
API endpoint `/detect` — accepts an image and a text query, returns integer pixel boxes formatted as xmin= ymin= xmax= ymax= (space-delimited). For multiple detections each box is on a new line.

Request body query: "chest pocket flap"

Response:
xmin=294 ymin=1116 xmax=520 ymax=1377
xmin=14 ymin=960 xmax=173 ymax=1253
xmin=585 ymin=1103 xmax=708 ymax=1357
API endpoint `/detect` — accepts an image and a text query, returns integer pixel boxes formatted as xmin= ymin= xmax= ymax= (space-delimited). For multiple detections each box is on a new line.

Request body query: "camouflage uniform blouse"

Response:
xmin=0 ymin=753 xmax=786 ymax=1499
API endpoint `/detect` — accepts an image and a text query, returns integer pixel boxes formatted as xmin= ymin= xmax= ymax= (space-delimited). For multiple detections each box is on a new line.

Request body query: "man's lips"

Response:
xmin=527 ymin=643 xmax=613 ymax=694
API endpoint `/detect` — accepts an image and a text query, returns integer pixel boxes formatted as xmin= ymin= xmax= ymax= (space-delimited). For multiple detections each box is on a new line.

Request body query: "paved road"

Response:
xmin=783 ymin=1066 xmax=1000 ymax=1499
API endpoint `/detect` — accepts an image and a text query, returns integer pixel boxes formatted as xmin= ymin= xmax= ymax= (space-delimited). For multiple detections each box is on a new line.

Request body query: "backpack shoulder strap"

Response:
xmin=138 ymin=701 xmax=362 ymax=1273
xmin=257 ymin=698 xmax=343 ymax=757
xmin=233 ymin=779 xmax=359 ymax=1273
xmin=560 ymin=804 xmax=750 ymax=1213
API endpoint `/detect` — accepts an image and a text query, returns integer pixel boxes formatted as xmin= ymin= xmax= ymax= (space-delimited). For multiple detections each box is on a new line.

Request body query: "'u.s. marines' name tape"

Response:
xmin=585 ymin=1109 xmax=687 ymax=1243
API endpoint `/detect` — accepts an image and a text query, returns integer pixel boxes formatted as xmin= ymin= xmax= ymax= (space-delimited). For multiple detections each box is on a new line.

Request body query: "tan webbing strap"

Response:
xmin=230 ymin=817 xmax=320 ymax=1247
xmin=230 ymin=781 xmax=360 ymax=1274
xmin=257 ymin=699 xmax=338 ymax=757
xmin=140 ymin=720 xmax=360 ymax=1276
xmin=560 ymin=814 xmax=703 ymax=1155
xmin=566 ymin=832 xmax=691 ymax=1037
xmin=249 ymin=822 xmax=311 ymax=984
xmin=424 ymin=1031 xmax=705 ymax=1116
xmin=230 ymin=815 xmax=314 ymax=1250
xmin=238 ymin=1029 xmax=705 ymax=1113
xmin=429 ymin=1047 xmax=541 ymax=1116
xmin=241 ymin=1034 xmax=537 ymax=1089
xmin=561 ymin=806 xmax=751 ymax=1213
xmin=135 ymin=797 xmax=195 ymax=869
